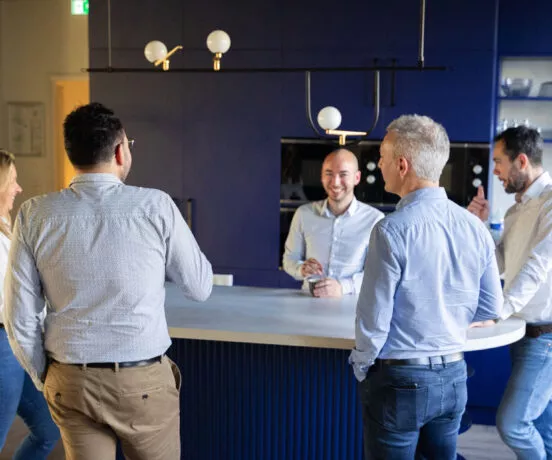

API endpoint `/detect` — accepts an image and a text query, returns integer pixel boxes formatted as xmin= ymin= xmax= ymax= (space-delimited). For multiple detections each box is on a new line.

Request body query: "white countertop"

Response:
xmin=165 ymin=283 xmax=526 ymax=351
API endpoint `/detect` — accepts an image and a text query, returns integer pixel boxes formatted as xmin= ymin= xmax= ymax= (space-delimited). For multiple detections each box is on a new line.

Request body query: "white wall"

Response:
xmin=0 ymin=0 xmax=88 ymax=208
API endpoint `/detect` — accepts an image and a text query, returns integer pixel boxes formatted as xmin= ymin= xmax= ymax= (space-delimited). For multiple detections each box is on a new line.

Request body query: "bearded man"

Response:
xmin=468 ymin=126 xmax=552 ymax=460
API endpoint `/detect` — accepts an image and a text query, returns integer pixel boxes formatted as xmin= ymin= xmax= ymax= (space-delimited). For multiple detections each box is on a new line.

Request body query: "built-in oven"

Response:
xmin=279 ymin=138 xmax=490 ymax=266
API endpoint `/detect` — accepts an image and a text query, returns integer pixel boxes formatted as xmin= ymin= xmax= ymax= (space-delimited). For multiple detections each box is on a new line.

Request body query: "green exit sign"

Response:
xmin=71 ymin=0 xmax=89 ymax=15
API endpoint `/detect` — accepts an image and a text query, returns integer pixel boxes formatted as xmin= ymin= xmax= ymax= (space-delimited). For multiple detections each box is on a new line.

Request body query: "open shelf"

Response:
xmin=498 ymin=96 xmax=552 ymax=101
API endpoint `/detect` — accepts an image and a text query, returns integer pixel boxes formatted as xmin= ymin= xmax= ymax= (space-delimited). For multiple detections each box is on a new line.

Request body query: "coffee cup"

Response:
xmin=306 ymin=275 xmax=323 ymax=296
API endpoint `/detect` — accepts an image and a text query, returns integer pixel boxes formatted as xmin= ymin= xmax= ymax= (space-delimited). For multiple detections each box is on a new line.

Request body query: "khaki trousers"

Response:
xmin=43 ymin=355 xmax=181 ymax=460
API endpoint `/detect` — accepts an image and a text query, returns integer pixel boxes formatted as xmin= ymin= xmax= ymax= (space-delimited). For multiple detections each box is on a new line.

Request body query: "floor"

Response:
xmin=457 ymin=424 xmax=516 ymax=459
xmin=0 ymin=418 xmax=515 ymax=460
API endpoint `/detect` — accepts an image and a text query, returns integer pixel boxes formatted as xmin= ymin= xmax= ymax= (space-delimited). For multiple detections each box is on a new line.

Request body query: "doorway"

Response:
xmin=53 ymin=78 xmax=89 ymax=189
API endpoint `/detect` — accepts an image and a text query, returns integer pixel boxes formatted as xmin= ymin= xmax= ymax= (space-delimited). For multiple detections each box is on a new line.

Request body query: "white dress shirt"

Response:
xmin=282 ymin=197 xmax=384 ymax=294
xmin=4 ymin=174 xmax=213 ymax=389
xmin=498 ymin=171 xmax=552 ymax=323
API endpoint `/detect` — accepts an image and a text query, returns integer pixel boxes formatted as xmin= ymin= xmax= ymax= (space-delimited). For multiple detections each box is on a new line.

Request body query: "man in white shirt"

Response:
xmin=282 ymin=149 xmax=383 ymax=297
xmin=468 ymin=126 xmax=552 ymax=459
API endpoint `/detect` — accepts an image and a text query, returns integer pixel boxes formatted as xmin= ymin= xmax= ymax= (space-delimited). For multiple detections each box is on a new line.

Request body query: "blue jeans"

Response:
xmin=0 ymin=327 xmax=60 ymax=459
xmin=359 ymin=359 xmax=467 ymax=460
xmin=497 ymin=333 xmax=552 ymax=460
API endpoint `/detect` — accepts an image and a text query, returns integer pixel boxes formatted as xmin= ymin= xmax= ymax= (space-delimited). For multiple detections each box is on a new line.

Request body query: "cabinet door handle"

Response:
xmin=186 ymin=198 xmax=194 ymax=232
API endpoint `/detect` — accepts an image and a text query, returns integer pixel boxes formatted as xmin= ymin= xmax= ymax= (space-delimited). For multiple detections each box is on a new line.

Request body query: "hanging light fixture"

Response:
xmin=142 ymin=30 xmax=231 ymax=72
xmin=206 ymin=30 xmax=231 ymax=71
xmin=316 ymin=106 xmax=369 ymax=146
xmin=144 ymin=41 xmax=183 ymax=71
xmin=92 ymin=0 xmax=435 ymax=142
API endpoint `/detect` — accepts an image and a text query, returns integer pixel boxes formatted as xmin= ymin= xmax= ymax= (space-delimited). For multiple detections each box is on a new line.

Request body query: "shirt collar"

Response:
xmin=396 ymin=187 xmax=447 ymax=211
xmin=320 ymin=196 xmax=358 ymax=217
xmin=69 ymin=173 xmax=123 ymax=186
xmin=518 ymin=172 xmax=552 ymax=204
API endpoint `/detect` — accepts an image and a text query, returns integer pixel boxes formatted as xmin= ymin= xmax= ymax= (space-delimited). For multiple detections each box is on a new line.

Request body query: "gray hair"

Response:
xmin=386 ymin=115 xmax=450 ymax=182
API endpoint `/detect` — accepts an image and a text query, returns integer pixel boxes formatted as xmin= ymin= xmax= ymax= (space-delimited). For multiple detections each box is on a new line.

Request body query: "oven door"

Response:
xmin=443 ymin=143 xmax=490 ymax=207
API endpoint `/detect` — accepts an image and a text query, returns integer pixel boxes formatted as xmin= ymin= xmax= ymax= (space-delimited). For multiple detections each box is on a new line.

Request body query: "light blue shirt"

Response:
xmin=350 ymin=187 xmax=503 ymax=381
xmin=4 ymin=174 xmax=213 ymax=390
xmin=282 ymin=197 xmax=384 ymax=294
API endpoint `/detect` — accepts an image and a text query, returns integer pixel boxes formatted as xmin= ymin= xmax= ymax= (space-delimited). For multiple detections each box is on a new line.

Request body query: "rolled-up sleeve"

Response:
xmin=282 ymin=209 xmax=305 ymax=280
xmin=501 ymin=201 xmax=552 ymax=319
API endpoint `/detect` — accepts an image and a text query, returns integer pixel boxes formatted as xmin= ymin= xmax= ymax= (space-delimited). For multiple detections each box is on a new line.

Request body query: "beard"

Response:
xmin=504 ymin=166 xmax=528 ymax=194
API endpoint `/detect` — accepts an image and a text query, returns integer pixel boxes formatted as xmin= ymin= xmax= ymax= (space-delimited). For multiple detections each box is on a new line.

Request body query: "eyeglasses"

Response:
xmin=128 ymin=138 xmax=135 ymax=151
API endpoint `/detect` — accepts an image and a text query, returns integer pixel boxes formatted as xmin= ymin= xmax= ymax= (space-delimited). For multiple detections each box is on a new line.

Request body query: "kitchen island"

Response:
xmin=164 ymin=283 xmax=525 ymax=460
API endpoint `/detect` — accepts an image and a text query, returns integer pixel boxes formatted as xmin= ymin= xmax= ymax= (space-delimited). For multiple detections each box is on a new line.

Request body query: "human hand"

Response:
xmin=313 ymin=278 xmax=343 ymax=298
xmin=300 ymin=258 xmax=324 ymax=278
xmin=467 ymin=186 xmax=490 ymax=222
xmin=469 ymin=320 xmax=496 ymax=329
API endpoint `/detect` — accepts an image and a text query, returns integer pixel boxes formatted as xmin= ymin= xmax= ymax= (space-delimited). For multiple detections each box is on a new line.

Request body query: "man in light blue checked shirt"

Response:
xmin=4 ymin=103 xmax=213 ymax=460
xmin=283 ymin=149 xmax=384 ymax=297
xmin=350 ymin=115 xmax=503 ymax=459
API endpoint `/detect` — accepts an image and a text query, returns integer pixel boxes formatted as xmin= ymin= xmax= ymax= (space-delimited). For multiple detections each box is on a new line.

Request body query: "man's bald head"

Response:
xmin=321 ymin=148 xmax=361 ymax=212
xmin=323 ymin=149 xmax=359 ymax=171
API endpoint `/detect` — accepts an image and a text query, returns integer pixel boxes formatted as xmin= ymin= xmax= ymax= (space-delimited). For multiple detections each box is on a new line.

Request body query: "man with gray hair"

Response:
xmin=350 ymin=115 xmax=503 ymax=459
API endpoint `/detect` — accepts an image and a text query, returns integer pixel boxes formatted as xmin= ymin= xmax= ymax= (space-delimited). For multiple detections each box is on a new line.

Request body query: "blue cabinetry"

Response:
xmin=498 ymin=0 xmax=552 ymax=55
xmin=90 ymin=0 xmax=498 ymax=280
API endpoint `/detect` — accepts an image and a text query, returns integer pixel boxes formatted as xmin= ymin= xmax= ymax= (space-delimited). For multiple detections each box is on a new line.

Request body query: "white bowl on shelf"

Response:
xmin=501 ymin=78 xmax=533 ymax=97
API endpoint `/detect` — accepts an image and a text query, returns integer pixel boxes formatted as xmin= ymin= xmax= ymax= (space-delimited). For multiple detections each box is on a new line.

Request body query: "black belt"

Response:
xmin=0 ymin=323 xmax=4 ymax=329
xmin=526 ymin=324 xmax=552 ymax=339
xmin=52 ymin=355 xmax=163 ymax=369
xmin=376 ymin=352 xmax=464 ymax=367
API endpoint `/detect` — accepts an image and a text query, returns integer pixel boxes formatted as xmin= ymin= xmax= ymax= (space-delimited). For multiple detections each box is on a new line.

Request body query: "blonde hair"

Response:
xmin=0 ymin=149 xmax=16 ymax=239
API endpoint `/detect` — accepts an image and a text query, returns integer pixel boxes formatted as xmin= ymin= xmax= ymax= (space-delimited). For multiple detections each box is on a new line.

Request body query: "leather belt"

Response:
xmin=526 ymin=324 xmax=552 ymax=339
xmin=52 ymin=355 xmax=163 ymax=370
xmin=376 ymin=352 xmax=464 ymax=367
xmin=0 ymin=323 xmax=4 ymax=329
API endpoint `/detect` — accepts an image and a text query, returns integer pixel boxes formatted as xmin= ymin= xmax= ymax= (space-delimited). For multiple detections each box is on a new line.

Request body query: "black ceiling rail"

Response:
xmin=83 ymin=65 xmax=446 ymax=73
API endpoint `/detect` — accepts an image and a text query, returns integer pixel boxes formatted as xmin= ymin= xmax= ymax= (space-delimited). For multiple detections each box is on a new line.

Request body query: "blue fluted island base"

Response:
xmin=167 ymin=340 xmax=363 ymax=460
xmin=163 ymin=283 xmax=525 ymax=460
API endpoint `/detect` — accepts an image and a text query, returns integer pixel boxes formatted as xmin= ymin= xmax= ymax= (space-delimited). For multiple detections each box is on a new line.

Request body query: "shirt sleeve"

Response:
xmin=501 ymin=199 xmax=552 ymax=319
xmin=473 ymin=231 xmax=504 ymax=321
xmin=4 ymin=208 xmax=47 ymax=390
xmin=282 ymin=209 xmax=305 ymax=280
xmin=349 ymin=223 xmax=401 ymax=381
xmin=164 ymin=196 xmax=213 ymax=301
xmin=339 ymin=272 xmax=364 ymax=296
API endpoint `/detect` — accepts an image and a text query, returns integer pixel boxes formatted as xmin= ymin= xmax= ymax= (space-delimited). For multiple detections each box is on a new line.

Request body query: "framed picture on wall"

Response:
xmin=7 ymin=102 xmax=45 ymax=157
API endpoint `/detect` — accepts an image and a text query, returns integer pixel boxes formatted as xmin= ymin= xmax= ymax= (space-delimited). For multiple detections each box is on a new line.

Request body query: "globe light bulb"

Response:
xmin=206 ymin=30 xmax=231 ymax=54
xmin=317 ymin=106 xmax=342 ymax=130
xmin=144 ymin=40 xmax=168 ymax=63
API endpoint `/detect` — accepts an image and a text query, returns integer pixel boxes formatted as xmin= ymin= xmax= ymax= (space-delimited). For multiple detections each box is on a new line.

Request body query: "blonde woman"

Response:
xmin=0 ymin=149 xmax=60 ymax=459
